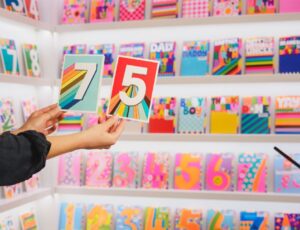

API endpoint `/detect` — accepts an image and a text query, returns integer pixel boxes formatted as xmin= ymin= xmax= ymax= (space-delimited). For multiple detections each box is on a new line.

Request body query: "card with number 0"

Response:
xmin=108 ymin=56 xmax=159 ymax=122
xmin=58 ymin=54 xmax=104 ymax=113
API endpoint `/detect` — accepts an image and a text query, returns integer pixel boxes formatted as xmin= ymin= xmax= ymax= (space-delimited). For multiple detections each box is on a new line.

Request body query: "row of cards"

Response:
xmin=0 ymin=211 xmax=37 ymax=230
xmin=0 ymin=0 xmax=39 ymax=19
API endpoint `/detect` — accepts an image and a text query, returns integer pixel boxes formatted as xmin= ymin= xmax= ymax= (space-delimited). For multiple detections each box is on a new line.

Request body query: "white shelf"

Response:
xmin=0 ymin=74 xmax=52 ymax=86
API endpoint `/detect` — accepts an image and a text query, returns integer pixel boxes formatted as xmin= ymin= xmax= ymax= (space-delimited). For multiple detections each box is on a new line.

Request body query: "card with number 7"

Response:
xmin=108 ymin=56 xmax=159 ymax=122
xmin=58 ymin=54 xmax=104 ymax=113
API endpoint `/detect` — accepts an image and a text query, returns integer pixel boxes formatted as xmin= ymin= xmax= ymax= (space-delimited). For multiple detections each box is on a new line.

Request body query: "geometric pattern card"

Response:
xmin=181 ymin=40 xmax=210 ymax=76
xmin=21 ymin=98 xmax=38 ymax=121
xmin=0 ymin=98 xmax=17 ymax=132
xmin=113 ymin=152 xmax=139 ymax=188
xmin=212 ymin=38 xmax=242 ymax=75
xmin=149 ymin=97 xmax=177 ymax=133
xmin=3 ymin=0 xmax=25 ymax=13
xmin=151 ymin=0 xmax=178 ymax=19
xmin=85 ymin=151 xmax=113 ymax=187
xmin=210 ymin=96 xmax=239 ymax=134
xmin=142 ymin=152 xmax=170 ymax=189
xmin=90 ymin=0 xmax=115 ymax=23
xmin=63 ymin=44 xmax=87 ymax=56
xmin=0 ymin=39 xmax=20 ymax=75
xmin=241 ymin=96 xmax=271 ymax=134
xmin=3 ymin=183 xmax=22 ymax=199
xmin=205 ymin=153 xmax=234 ymax=191
xmin=175 ymin=208 xmax=203 ymax=230
xmin=178 ymin=97 xmax=206 ymax=134
xmin=86 ymin=98 xmax=109 ymax=128
xmin=62 ymin=0 xmax=87 ymax=24
xmin=245 ymin=37 xmax=275 ymax=74
xmin=275 ymin=96 xmax=300 ymax=134
xmin=149 ymin=41 xmax=176 ymax=77
xmin=240 ymin=211 xmax=269 ymax=230
xmin=116 ymin=206 xmax=144 ymax=230
xmin=108 ymin=56 xmax=159 ymax=122
xmin=279 ymin=36 xmax=300 ymax=74
xmin=58 ymin=112 xmax=83 ymax=133
xmin=24 ymin=0 xmax=39 ymax=20
xmin=89 ymin=44 xmax=115 ymax=78
xmin=237 ymin=153 xmax=268 ymax=193
xmin=59 ymin=55 xmax=104 ymax=112
xmin=274 ymin=213 xmax=300 ymax=229
xmin=119 ymin=43 xmax=145 ymax=58
xmin=86 ymin=204 xmax=113 ymax=230
xmin=182 ymin=0 xmax=210 ymax=18
xmin=279 ymin=0 xmax=300 ymax=13
xmin=120 ymin=0 xmax=146 ymax=21
xmin=0 ymin=216 xmax=17 ymax=230
xmin=174 ymin=153 xmax=202 ymax=190
xmin=247 ymin=0 xmax=276 ymax=14
xmin=274 ymin=153 xmax=300 ymax=194
xmin=19 ymin=211 xmax=38 ymax=230
xmin=24 ymin=174 xmax=40 ymax=192
xmin=213 ymin=0 xmax=242 ymax=16
xmin=206 ymin=209 xmax=235 ymax=230
xmin=59 ymin=203 xmax=85 ymax=230
xmin=22 ymin=44 xmax=41 ymax=77
xmin=144 ymin=207 xmax=170 ymax=230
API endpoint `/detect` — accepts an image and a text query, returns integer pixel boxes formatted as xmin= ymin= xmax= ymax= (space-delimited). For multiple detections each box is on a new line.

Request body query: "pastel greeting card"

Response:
xmin=279 ymin=0 xmax=300 ymax=13
xmin=149 ymin=41 xmax=176 ymax=77
xmin=142 ymin=152 xmax=170 ymax=189
xmin=245 ymin=37 xmax=275 ymax=74
xmin=24 ymin=0 xmax=39 ymax=19
xmin=207 ymin=209 xmax=235 ymax=230
xmin=0 ymin=98 xmax=17 ymax=132
xmin=275 ymin=96 xmax=300 ymax=134
xmin=22 ymin=44 xmax=41 ymax=78
xmin=175 ymin=208 xmax=202 ymax=230
xmin=119 ymin=43 xmax=145 ymax=58
xmin=21 ymin=98 xmax=38 ymax=121
xmin=274 ymin=153 xmax=300 ymax=193
xmin=205 ymin=153 xmax=234 ymax=191
xmin=144 ymin=207 xmax=170 ymax=230
xmin=213 ymin=38 xmax=242 ymax=75
xmin=151 ymin=0 xmax=178 ymax=19
xmin=108 ymin=56 xmax=159 ymax=122
xmin=86 ymin=204 xmax=113 ymax=230
xmin=241 ymin=96 xmax=271 ymax=134
xmin=210 ymin=96 xmax=239 ymax=134
xmin=274 ymin=213 xmax=300 ymax=229
xmin=178 ymin=97 xmax=206 ymax=134
xmin=59 ymin=203 xmax=85 ymax=230
xmin=279 ymin=36 xmax=300 ymax=74
xmin=3 ymin=0 xmax=25 ymax=13
xmin=240 ymin=211 xmax=269 ymax=230
xmin=63 ymin=44 xmax=87 ymax=55
xmin=213 ymin=0 xmax=241 ymax=16
xmin=237 ymin=153 xmax=267 ymax=193
xmin=247 ymin=0 xmax=276 ymax=14
xmin=174 ymin=153 xmax=202 ymax=190
xmin=24 ymin=174 xmax=40 ymax=192
xmin=181 ymin=40 xmax=210 ymax=76
xmin=19 ymin=212 xmax=38 ymax=230
xmin=59 ymin=55 xmax=104 ymax=112
xmin=116 ymin=206 xmax=143 ymax=230
xmin=0 ymin=216 xmax=16 ymax=230
xmin=90 ymin=0 xmax=115 ymax=23
xmin=182 ymin=0 xmax=210 ymax=18
xmin=62 ymin=0 xmax=87 ymax=24
xmin=0 ymin=39 xmax=20 ymax=75
xmin=3 ymin=183 xmax=22 ymax=199
xmin=85 ymin=151 xmax=113 ymax=187
xmin=58 ymin=112 xmax=83 ymax=133
xmin=120 ymin=0 xmax=146 ymax=21
xmin=87 ymin=98 xmax=108 ymax=128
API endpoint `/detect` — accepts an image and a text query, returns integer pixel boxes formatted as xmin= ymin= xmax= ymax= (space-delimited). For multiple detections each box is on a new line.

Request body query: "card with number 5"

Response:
xmin=58 ymin=54 xmax=104 ymax=113
xmin=108 ymin=56 xmax=159 ymax=122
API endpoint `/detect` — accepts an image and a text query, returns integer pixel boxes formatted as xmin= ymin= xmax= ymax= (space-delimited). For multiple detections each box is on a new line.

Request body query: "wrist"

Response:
xmin=10 ymin=127 xmax=26 ymax=135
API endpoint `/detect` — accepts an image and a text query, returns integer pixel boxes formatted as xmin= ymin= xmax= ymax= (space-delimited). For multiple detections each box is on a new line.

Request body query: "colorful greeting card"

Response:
xmin=245 ymin=37 xmax=275 ymax=74
xmin=120 ymin=0 xmax=146 ymax=21
xmin=24 ymin=174 xmax=40 ymax=192
xmin=3 ymin=0 xmax=25 ymax=13
xmin=279 ymin=0 xmax=300 ymax=13
xmin=247 ymin=0 xmax=276 ymax=14
xmin=274 ymin=153 xmax=300 ymax=193
xmin=240 ymin=211 xmax=269 ymax=230
xmin=178 ymin=97 xmax=206 ymax=134
xmin=149 ymin=97 xmax=176 ymax=133
xmin=275 ymin=96 xmax=300 ymax=134
xmin=85 ymin=151 xmax=113 ymax=187
xmin=274 ymin=213 xmax=300 ymax=229
xmin=210 ymin=96 xmax=239 ymax=134
xmin=20 ymin=212 xmax=38 ymax=230
xmin=241 ymin=96 xmax=271 ymax=134
xmin=63 ymin=44 xmax=87 ymax=55
xmin=90 ymin=0 xmax=115 ymax=23
xmin=3 ymin=183 xmax=22 ymax=199
xmin=182 ymin=0 xmax=210 ymax=18
xmin=24 ymin=0 xmax=39 ymax=19
xmin=213 ymin=38 xmax=242 ymax=75
xmin=0 ymin=216 xmax=16 ymax=230
xmin=62 ymin=0 xmax=87 ymax=24
xmin=142 ymin=152 xmax=169 ymax=189
xmin=21 ymin=98 xmax=38 ymax=121
xmin=213 ymin=0 xmax=241 ymax=16
xmin=207 ymin=209 xmax=235 ymax=230
xmin=86 ymin=204 xmax=113 ymax=230
xmin=205 ymin=153 xmax=234 ymax=191
xmin=237 ymin=153 xmax=267 ymax=193
xmin=119 ymin=43 xmax=145 ymax=58
xmin=181 ymin=40 xmax=210 ymax=76
xmin=144 ymin=207 xmax=170 ymax=230
xmin=22 ymin=44 xmax=41 ymax=77
xmin=0 ymin=98 xmax=17 ymax=132
xmin=0 ymin=39 xmax=20 ymax=75
xmin=174 ymin=153 xmax=202 ymax=190
xmin=279 ymin=36 xmax=300 ymax=74
xmin=108 ymin=56 xmax=159 ymax=122
xmin=58 ymin=112 xmax=83 ymax=133
xmin=175 ymin=208 xmax=202 ymax=230
xmin=151 ymin=0 xmax=178 ymax=18
xmin=116 ymin=206 xmax=144 ymax=230
xmin=87 ymin=98 xmax=108 ymax=128
xmin=150 ymin=41 xmax=176 ymax=77
xmin=59 ymin=203 xmax=85 ymax=230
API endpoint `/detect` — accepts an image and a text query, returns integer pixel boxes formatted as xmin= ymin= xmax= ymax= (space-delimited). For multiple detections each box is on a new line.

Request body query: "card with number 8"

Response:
xmin=23 ymin=44 xmax=41 ymax=78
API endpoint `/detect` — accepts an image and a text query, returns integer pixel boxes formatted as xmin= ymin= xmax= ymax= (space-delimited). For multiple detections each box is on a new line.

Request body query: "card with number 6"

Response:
xmin=108 ymin=56 xmax=159 ymax=122
xmin=58 ymin=54 xmax=104 ymax=113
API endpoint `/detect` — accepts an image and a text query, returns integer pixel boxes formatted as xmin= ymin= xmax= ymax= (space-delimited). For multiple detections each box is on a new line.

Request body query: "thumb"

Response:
xmin=103 ymin=116 xmax=118 ymax=130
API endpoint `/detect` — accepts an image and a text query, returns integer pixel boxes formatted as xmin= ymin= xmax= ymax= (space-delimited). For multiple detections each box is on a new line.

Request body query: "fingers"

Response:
xmin=44 ymin=124 xmax=57 ymax=136
xmin=111 ymin=119 xmax=125 ymax=139
xmin=103 ymin=115 xmax=119 ymax=130
xmin=33 ymin=104 xmax=58 ymax=117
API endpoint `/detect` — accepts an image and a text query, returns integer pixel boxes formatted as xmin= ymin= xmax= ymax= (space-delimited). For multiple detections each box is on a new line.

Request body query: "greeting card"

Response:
xmin=21 ymin=98 xmax=38 ymax=121
xmin=279 ymin=36 xmax=300 ymax=74
xmin=63 ymin=44 xmax=87 ymax=55
xmin=0 ymin=39 xmax=20 ymax=75
xmin=24 ymin=0 xmax=39 ymax=19
xmin=279 ymin=0 xmax=300 ymax=13
xmin=116 ymin=206 xmax=144 ymax=230
xmin=90 ymin=0 xmax=115 ymax=23
xmin=59 ymin=203 xmax=85 ymax=230
xmin=3 ymin=0 xmax=25 ymax=13
xmin=144 ymin=207 xmax=170 ymax=230
xmin=182 ymin=0 xmax=210 ymax=18
xmin=58 ymin=112 xmax=83 ymax=133
xmin=119 ymin=43 xmax=145 ymax=58
xmin=87 ymin=98 xmax=108 ymax=128
xmin=3 ymin=183 xmax=22 ymax=199
xmin=247 ymin=0 xmax=276 ymax=14
xmin=213 ymin=0 xmax=241 ymax=16
xmin=0 ymin=98 xmax=17 ymax=132
xmin=274 ymin=213 xmax=300 ymax=229
xmin=151 ymin=0 xmax=178 ymax=19
xmin=207 ymin=209 xmax=235 ymax=230
xmin=62 ymin=0 xmax=87 ymax=24
xmin=22 ymin=44 xmax=41 ymax=77
xmin=24 ymin=174 xmax=40 ymax=192
xmin=120 ymin=0 xmax=146 ymax=21
xmin=175 ymin=208 xmax=202 ymax=230
xmin=86 ymin=204 xmax=113 ymax=230
xmin=19 ymin=212 xmax=38 ymax=230
xmin=240 ymin=211 xmax=269 ymax=230
xmin=0 ymin=216 xmax=16 ymax=230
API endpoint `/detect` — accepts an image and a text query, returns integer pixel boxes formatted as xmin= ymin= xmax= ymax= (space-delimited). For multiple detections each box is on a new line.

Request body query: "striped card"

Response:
xmin=151 ymin=0 xmax=178 ymax=19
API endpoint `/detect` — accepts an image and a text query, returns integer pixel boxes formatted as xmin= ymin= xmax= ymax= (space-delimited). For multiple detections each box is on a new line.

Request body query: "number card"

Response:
xmin=240 ymin=211 xmax=269 ymax=229
xmin=59 ymin=55 xmax=104 ymax=113
xmin=22 ymin=44 xmax=41 ymax=78
xmin=0 ymin=39 xmax=20 ymax=75
xmin=24 ymin=0 xmax=39 ymax=19
xmin=86 ymin=204 xmax=113 ymax=230
xmin=19 ymin=211 xmax=38 ymax=230
xmin=144 ymin=207 xmax=170 ymax=230
xmin=108 ymin=56 xmax=159 ymax=122
xmin=116 ymin=206 xmax=144 ymax=230
xmin=175 ymin=208 xmax=203 ymax=230
xmin=3 ymin=0 xmax=25 ymax=13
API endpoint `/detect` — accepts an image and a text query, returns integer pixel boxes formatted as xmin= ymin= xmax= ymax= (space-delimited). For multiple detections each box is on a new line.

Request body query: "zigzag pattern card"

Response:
xmin=240 ymin=211 xmax=269 ymax=230
xmin=274 ymin=213 xmax=300 ymax=229
xmin=205 ymin=153 xmax=234 ymax=191
xmin=210 ymin=96 xmax=239 ymax=134
xmin=178 ymin=97 xmax=206 ymax=134
xmin=274 ymin=153 xmax=300 ymax=193
xmin=174 ymin=153 xmax=202 ymax=190
xmin=21 ymin=98 xmax=38 ymax=121
xmin=119 ymin=43 xmax=145 ymax=58
xmin=279 ymin=36 xmax=300 ymax=74
xmin=245 ymin=37 xmax=275 ymax=74
xmin=58 ymin=112 xmax=83 ymax=133
xmin=207 ymin=209 xmax=235 ymax=230
xmin=0 ymin=98 xmax=17 ymax=132
xmin=175 ymin=208 xmax=202 ymax=230
xmin=0 ymin=216 xmax=16 ymax=230
xmin=24 ymin=0 xmax=39 ymax=20
xmin=59 ymin=203 xmax=85 ymax=230
xmin=62 ymin=0 xmax=87 ymax=24
xmin=87 ymin=98 xmax=108 ymax=128
xmin=275 ymin=96 xmax=300 ymax=134
xmin=144 ymin=207 xmax=170 ymax=230
xmin=90 ymin=0 xmax=115 ymax=23
xmin=23 ymin=44 xmax=41 ymax=77
xmin=0 ymin=39 xmax=20 ymax=75
xmin=182 ymin=0 xmax=210 ymax=18
xmin=151 ymin=0 xmax=178 ymax=19
xmin=86 ymin=204 xmax=113 ymax=230
xmin=279 ymin=0 xmax=300 ymax=13
xmin=149 ymin=41 xmax=176 ymax=77
xmin=120 ymin=0 xmax=145 ymax=21
xmin=213 ymin=38 xmax=242 ymax=75
xmin=24 ymin=174 xmax=40 ymax=192
xmin=19 ymin=212 xmax=38 ymax=230
xmin=3 ymin=183 xmax=22 ymax=199
xmin=116 ymin=206 xmax=143 ymax=230
xmin=247 ymin=0 xmax=276 ymax=14
xmin=3 ymin=0 xmax=25 ymax=13
xmin=237 ymin=153 xmax=267 ymax=193
xmin=241 ymin=96 xmax=271 ymax=134
xmin=63 ymin=44 xmax=87 ymax=55
xmin=59 ymin=55 xmax=104 ymax=112
xmin=213 ymin=0 xmax=241 ymax=16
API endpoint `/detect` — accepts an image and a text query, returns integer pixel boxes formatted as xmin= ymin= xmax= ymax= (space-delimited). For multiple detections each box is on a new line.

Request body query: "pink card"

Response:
xmin=279 ymin=0 xmax=300 ymax=13
xmin=120 ymin=0 xmax=146 ymax=21
xmin=24 ymin=174 xmax=40 ymax=192
xmin=87 ymin=98 xmax=108 ymax=128
xmin=3 ymin=183 xmax=22 ymax=199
